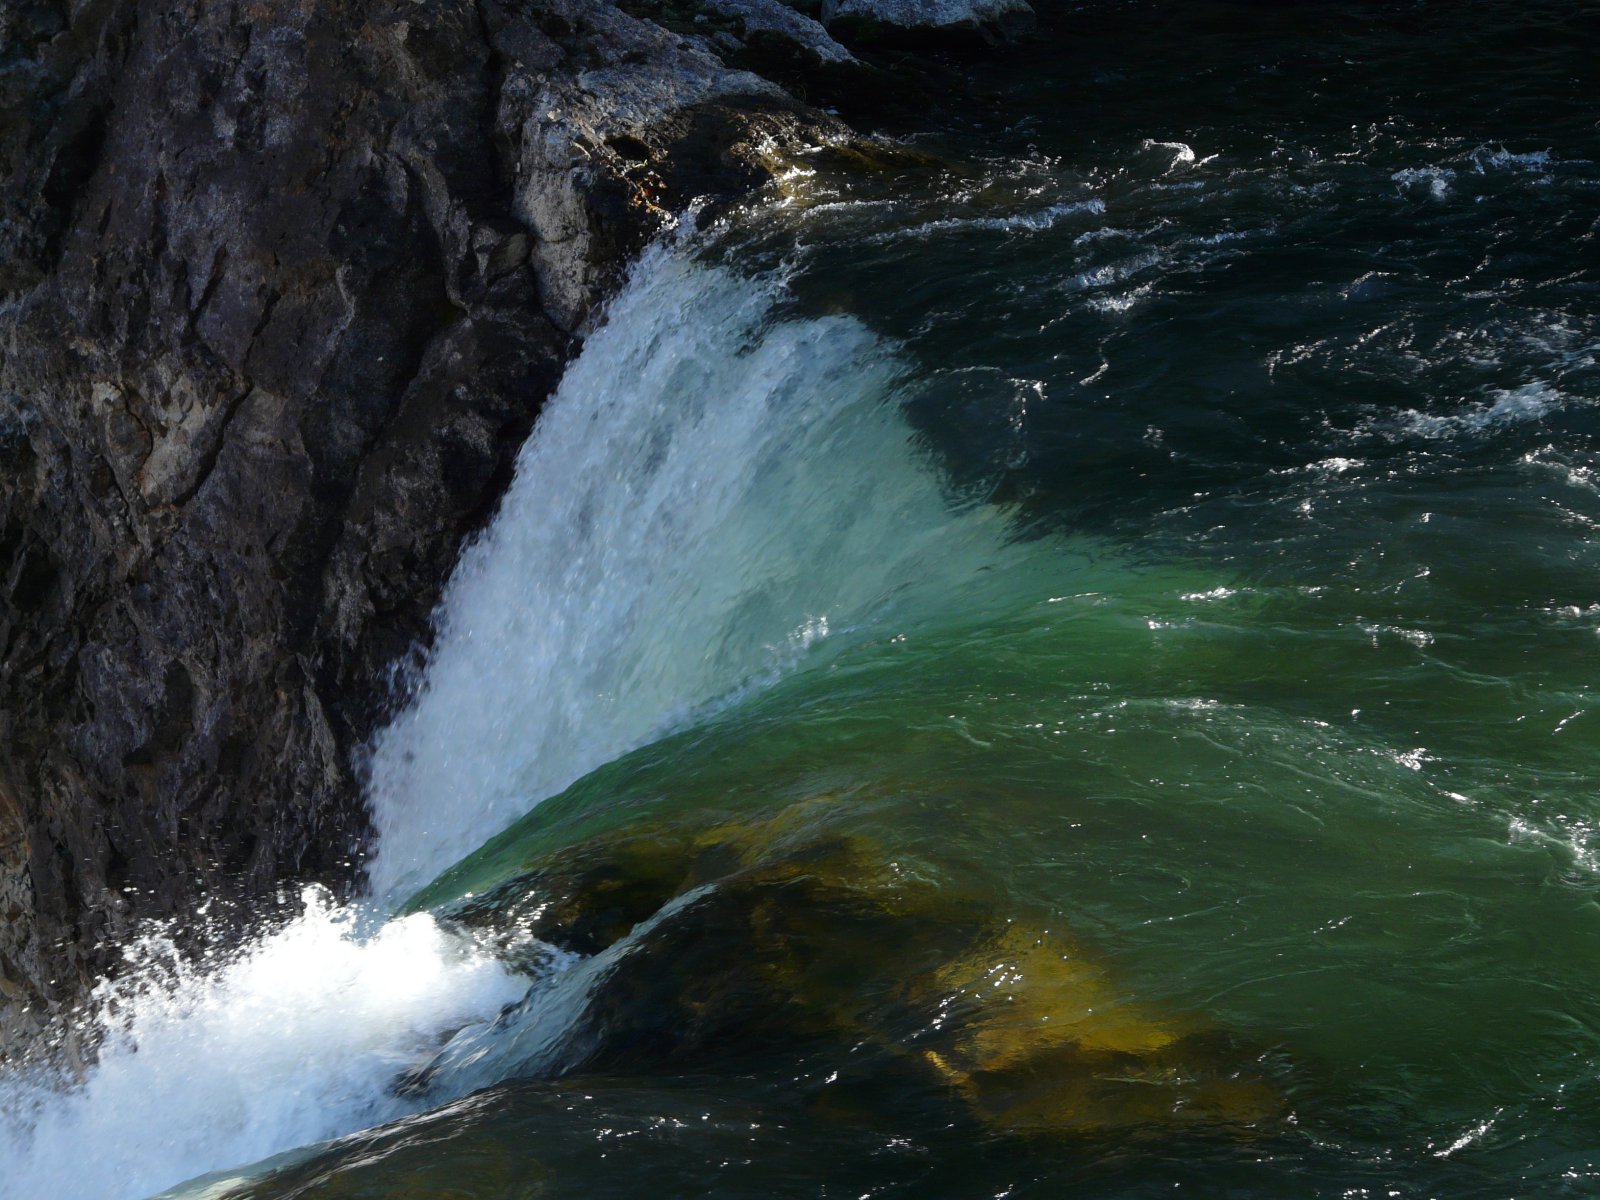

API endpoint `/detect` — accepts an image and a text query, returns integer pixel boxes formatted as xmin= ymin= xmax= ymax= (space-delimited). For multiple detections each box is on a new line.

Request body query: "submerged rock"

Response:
xmin=438 ymin=807 xmax=1288 ymax=1138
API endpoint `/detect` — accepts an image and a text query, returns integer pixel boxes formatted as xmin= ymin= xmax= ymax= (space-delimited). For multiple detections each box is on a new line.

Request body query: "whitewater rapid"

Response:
xmin=0 ymin=231 xmax=1019 ymax=1200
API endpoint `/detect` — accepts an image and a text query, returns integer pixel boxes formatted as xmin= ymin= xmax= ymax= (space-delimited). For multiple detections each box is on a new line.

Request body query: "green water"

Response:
xmin=382 ymin=538 xmax=1599 ymax=1194
xmin=210 ymin=1 xmax=1600 ymax=1195
xmin=227 ymin=526 xmax=1600 ymax=1194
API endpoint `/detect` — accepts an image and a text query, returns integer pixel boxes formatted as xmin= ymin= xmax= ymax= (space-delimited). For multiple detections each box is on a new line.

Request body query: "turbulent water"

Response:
xmin=4 ymin=2 xmax=1600 ymax=1196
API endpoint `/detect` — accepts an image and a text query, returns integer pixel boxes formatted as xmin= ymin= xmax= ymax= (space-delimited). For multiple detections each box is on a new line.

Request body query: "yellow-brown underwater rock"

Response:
xmin=446 ymin=802 xmax=1287 ymax=1138
xmin=907 ymin=925 xmax=1284 ymax=1134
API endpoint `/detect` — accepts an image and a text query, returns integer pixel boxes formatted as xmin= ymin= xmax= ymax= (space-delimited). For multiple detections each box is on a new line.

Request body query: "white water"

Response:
xmin=0 ymin=892 xmax=526 ymax=1200
xmin=0 ymin=232 xmax=1023 ymax=1200
xmin=364 ymin=234 xmax=1018 ymax=902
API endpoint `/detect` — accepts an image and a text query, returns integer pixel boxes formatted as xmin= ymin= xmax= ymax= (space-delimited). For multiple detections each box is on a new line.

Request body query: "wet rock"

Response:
xmin=701 ymin=0 xmax=857 ymax=64
xmin=442 ymin=810 xmax=1289 ymax=1138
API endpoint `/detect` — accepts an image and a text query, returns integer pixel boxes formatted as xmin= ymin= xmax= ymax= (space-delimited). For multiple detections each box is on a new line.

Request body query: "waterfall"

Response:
xmin=0 ymin=230 xmax=1016 ymax=1200
xmin=363 ymin=235 xmax=1016 ymax=902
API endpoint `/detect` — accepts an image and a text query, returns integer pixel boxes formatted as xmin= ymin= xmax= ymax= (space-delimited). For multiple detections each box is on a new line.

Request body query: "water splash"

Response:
xmin=0 ymin=890 xmax=524 ymax=1200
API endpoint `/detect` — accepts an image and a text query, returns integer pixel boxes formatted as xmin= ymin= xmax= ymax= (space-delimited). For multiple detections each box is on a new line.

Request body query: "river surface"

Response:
xmin=4 ymin=1 xmax=1600 ymax=1196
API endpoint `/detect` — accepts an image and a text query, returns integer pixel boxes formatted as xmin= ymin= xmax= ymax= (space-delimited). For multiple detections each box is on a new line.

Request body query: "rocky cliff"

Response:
xmin=0 ymin=0 xmax=1032 ymax=1048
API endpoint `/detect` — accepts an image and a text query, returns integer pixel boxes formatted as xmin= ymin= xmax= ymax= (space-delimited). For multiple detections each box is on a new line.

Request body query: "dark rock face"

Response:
xmin=0 ymin=0 xmax=844 ymax=1046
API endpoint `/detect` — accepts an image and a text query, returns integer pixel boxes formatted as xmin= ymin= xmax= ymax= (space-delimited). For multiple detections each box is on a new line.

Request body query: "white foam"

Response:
xmin=1087 ymin=284 xmax=1156 ymax=315
xmin=1391 ymin=166 xmax=1456 ymax=200
xmin=865 ymin=198 xmax=1106 ymax=244
xmin=1471 ymin=145 xmax=1553 ymax=173
xmin=1073 ymin=225 xmax=1143 ymax=245
xmin=1385 ymin=381 xmax=1565 ymax=440
xmin=1062 ymin=250 xmax=1164 ymax=295
xmin=1141 ymin=139 xmax=1198 ymax=170
xmin=0 ymin=890 xmax=526 ymax=1200
xmin=1190 ymin=225 xmax=1270 ymax=245
xmin=1311 ymin=457 xmax=1364 ymax=475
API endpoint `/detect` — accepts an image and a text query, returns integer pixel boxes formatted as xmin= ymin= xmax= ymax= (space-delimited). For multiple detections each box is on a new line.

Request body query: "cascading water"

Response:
xmin=363 ymin=236 xmax=1022 ymax=903
xmin=0 ymin=229 xmax=1027 ymax=1200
